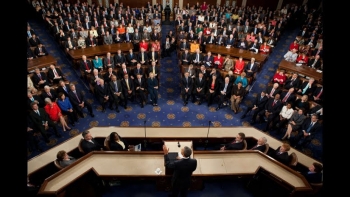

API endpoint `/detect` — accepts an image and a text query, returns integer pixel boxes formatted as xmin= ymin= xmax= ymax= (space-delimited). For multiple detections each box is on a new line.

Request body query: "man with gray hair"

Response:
xmin=250 ymin=137 xmax=268 ymax=153
xmin=163 ymin=144 xmax=197 ymax=197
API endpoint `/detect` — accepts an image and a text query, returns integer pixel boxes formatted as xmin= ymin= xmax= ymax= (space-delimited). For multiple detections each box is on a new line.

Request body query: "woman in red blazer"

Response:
xmin=44 ymin=98 xmax=71 ymax=132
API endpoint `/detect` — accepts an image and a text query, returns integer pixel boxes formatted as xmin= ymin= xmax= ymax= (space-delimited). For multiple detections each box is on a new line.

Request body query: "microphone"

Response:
xmin=205 ymin=121 xmax=212 ymax=150
xmin=178 ymin=141 xmax=181 ymax=148
xmin=144 ymin=119 xmax=149 ymax=149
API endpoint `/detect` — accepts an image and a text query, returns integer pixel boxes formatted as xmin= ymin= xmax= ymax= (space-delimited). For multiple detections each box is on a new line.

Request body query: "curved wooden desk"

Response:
xmin=28 ymin=127 xmax=322 ymax=176
xmin=38 ymin=151 xmax=312 ymax=197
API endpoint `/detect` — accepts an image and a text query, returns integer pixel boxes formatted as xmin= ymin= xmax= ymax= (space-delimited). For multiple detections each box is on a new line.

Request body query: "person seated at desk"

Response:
xmin=302 ymin=162 xmax=323 ymax=184
xmin=223 ymin=55 xmax=234 ymax=72
xmin=284 ymin=73 xmax=301 ymax=91
xmin=283 ymin=48 xmax=298 ymax=62
xmin=293 ymin=114 xmax=322 ymax=149
xmin=220 ymin=132 xmax=246 ymax=150
xmin=56 ymin=150 xmax=76 ymax=168
xmin=259 ymin=41 xmax=270 ymax=54
xmin=272 ymin=70 xmax=287 ymax=86
xmin=281 ymin=108 xmax=306 ymax=140
xmin=65 ymin=37 xmax=76 ymax=52
xmin=32 ymin=68 xmax=50 ymax=89
xmin=85 ymin=34 xmax=97 ymax=47
xmin=236 ymin=37 xmax=248 ymax=50
xmin=296 ymin=52 xmax=309 ymax=65
xmin=244 ymin=57 xmax=259 ymax=78
xmin=250 ymin=137 xmax=267 ymax=152
xmin=270 ymin=143 xmax=290 ymax=165
xmin=34 ymin=43 xmax=48 ymax=57
xmin=77 ymin=36 xmax=86 ymax=49
xmin=80 ymin=130 xmax=103 ymax=154
xmin=44 ymin=97 xmax=71 ymax=132
xmin=47 ymin=64 xmax=65 ymax=84
xmin=108 ymin=131 xmax=132 ymax=151
xmin=233 ymin=57 xmax=245 ymax=75
xmin=307 ymin=55 xmax=322 ymax=70
xmin=248 ymin=39 xmax=260 ymax=53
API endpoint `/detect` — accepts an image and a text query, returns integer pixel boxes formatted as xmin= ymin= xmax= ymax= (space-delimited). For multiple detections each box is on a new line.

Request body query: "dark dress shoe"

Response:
xmin=102 ymin=109 xmax=106 ymax=113
xmin=90 ymin=113 xmax=95 ymax=117
xmin=183 ymin=102 xmax=187 ymax=106
xmin=109 ymin=106 xmax=114 ymax=110
xmin=71 ymin=123 xmax=75 ymax=127
xmin=141 ymin=104 xmax=144 ymax=108
xmin=216 ymin=107 xmax=220 ymax=110
xmin=198 ymin=101 xmax=201 ymax=105
xmin=116 ymin=109 xmax=120 ymax=113
xmin=56 ymin=133 xmax=62 ymax=138
xmin=124 ymin=105 xmax=127 ymax=109
xmin=240 ymin=115 xmax=246 ymax=119
xmin=250 ymin=120 xmax=256 ymax=125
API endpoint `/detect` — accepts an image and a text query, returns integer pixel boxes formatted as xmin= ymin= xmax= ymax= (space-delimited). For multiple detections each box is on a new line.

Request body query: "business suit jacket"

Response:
xmin=148 ymin=51 xmax=159 ymax=62
xmin=89 ymin=74 xmax=103 ymax=86
xmin=81 ymin=138 xmax=102 ymax=154
xmin=113 ymin=54 xmax=127 ymax=67
xmin=280 ymin=91 xmax=296 ymax=104
xmin=101 ymin=56 xmax=114 ymax=69
xmin=252 ymin=95 xmax=268 ymax=109
xmin=191 ymin=53 xmax=203 ymax=63
xmin=137 ymin=52 xmax=149 ymax=63
xmin=164 ymin=155 xmax=197 ymax=188
xmin=265 ymin=86 xmax=282 ymax=98
xmin=224 ymin=140 xmax=244 ymax=150
xmin=134 ymin=77 xmax=147 ymax=90
xmin=251 ymin=144 xmax=267 ymax=152
xmin=303 ymin=172 xmax=322 ymax=184
xmin=57 ymin=84 xmax=71 ymax=97
xmin=299 ymin=81 xmax=316 ymax=96
xmin=47 ymin=67 xmax=64 ymax=82
xmin=180 ymin=41 xmax=190 ymax=51
xmin=118 ymin=67 xmax=131 ymax=79
xmin=194 ymin=77 xmax=207 ymax=94
xmin=203 ymin=55 xmax=214 ymax=67
xmin=34 ymin=46 xmax=48 ymax=57
xmin=181 ymin=52 xmax=191 ymax=64
xmin=181 ymin=76 xmax=193 ymax=94
xmin=284 ymin=77 xmax=301 ymax=90
xmin=109 ymin=80 xmax=124 ymax=98
xmin=109 ymin=138 xmax=129 ymax=151
xmin=244 ymin=62 xmax=259 ymax=77
xmin=215 ymin=36 xmax=225 ymax=45
xmin=219 ymin=82 xmax=233 ymax=98
xmin=27 ymin=96 xmax=45 ymax=110
xmin=68 ymin=89 xmax=85 ymax=106
xmin=95 ymin=84 xmax=110 ymax=100
xmin=29 ymin=108 xmax=51 ymax=128
xmin=41 ymin=89 xmax=58 ymax=102
xmin=103 ymin=71 xmax=118 ymax=83
xmin=125 ymin=52 xmax=137 ymax=65
xmin=148 ymin=66 xmax=160 ymax=78
xmin=205 ymin=36 xmax=216 ymax=44
xmin=300 ymin=118 xmax=321 ymax=136
xmin=224 ymin=38 xmax=235 ymax=46
xmin=80 ymin=60 xmax=93 ymax=74
xmin=265 ymin=98 xmax=283 ymax=116
xmin=32 ymin=72 xmax=49 ymax=87
xmin=186 ymin=33 xmax=197 ymax=42
xmin=85 ymin=37 xmax=98 ymax=47
xmin=307 ymin=58 xmax=322 ymax=69
xmin=272 ymin=146 xmax=289 ymax=165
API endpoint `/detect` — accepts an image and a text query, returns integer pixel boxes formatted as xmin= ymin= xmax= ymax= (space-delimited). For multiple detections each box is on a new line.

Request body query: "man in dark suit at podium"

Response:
xmin=163 ymin=144 xmax=197 ymax=197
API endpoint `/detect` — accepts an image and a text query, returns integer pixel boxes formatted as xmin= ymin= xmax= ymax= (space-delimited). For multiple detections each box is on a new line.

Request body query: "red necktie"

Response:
xmin=85 ymin=62 xmax=89 ymax=70
xmin=38 ymin=74 xmax=42 ymax=80
xmin=282 ymin=92 xmax=290 ymax=102
xmin=74 ymin=91 xmax=80 ymax=103
xmin=270 ymin=88 xmax=275 ymax=96
xmin=108 ymin=58 xmax=110 ymax=64
xmin=53 ymin=69 xmax=59 ymax=77
xmin=48 ymin=92 xmax=52 ymax=97
xmin=91 ymin=39 xmax=94 ymax=45
xmin=124 ymin=69 xmax=127 ymax=74
xmin=272 ymin=100 xmax=276 ymax=106
xmin=250 ymin=145 xmax=258 ymax=150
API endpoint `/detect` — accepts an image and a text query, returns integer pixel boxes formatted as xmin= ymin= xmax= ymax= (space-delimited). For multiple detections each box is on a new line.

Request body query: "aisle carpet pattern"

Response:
xmin=27 ymin=20 xmax=322 ymax=163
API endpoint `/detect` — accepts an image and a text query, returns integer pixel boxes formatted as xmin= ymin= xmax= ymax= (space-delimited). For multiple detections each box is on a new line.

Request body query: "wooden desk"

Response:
xmin=278 ymin=59 xmax=323 ymax=83
xmin=28 ymin=127 xmax=322 ymax=176
xmin=38 ymin=151 xmax=312 ymax=197
xmin=205 ymin=44 xmax=268 ymax=63
xmin=27 ymin=55 xmax=57 ymax=72
xmin=67 ymin=43 xmax=133 ymax=67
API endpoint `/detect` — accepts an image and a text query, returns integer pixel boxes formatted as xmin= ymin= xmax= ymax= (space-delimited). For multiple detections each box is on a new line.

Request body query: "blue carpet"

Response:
xmin=27 ymin=21 xmax=322 ymax=162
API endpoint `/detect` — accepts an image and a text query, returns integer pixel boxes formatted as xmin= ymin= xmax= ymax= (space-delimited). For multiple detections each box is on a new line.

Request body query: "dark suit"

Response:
xmin=251 ymin=144 xmax=267 ymax=152
xmin=181 ymin=52 xmax=191 ymax=65
xmin=206 ymin=36 xmax=216 ymax=44
xmin=191 ymin=53 xmax=203 ymax=65
xmin=207 ymin=78 xmax=220 ymax=106
xmin=104 ymin=56 xmax=115 ymax=69
xmin=47 ymin=67 xmax=65 ymax=84
xmin=109 ymin=80 xmax=125 ymax=110
xmin=298 ymin=81 xmax=316 ymax=96
xmin=29 ymin=108 xmax=60 ymax=142
xmin=121 ymin=78 xmax=135 ymax=105
xmin=181 ymin=76 xmax=193 ymax=103
xmin=138 ymin=52 xmax=149 ymax=65
xmin=85 ymin=37 xmax=98 ymax=47
xmin=243 ymin=95 xmax=268 ymax=122
xmin=147 ymin=77 xmax=158 ymax=105
xmin=68 ymin=89 xmax=94 ymax=117
xmin=224 ymin=38 xmax=235 ymax=47
xmin=80 ymin=60 xmax=93 ymax=80
xmin=244 ymin=62 xmax=259 ymax=78
xmin=134 ymin=77 xmax=147 ymax=106
xmin=109 ymin=138 xmax=129 ymax=151
xmin=280 ymin=91 xmax=296 ymax=104
xmin=41 ymin=89 xmax=58 ymax=102
xmin=32 ymin=72 xmax=50 ymax=89
xmin=180 ymin=41 xmax=190 ymax=51
xmin=132 ymin=67 xmax=144 ymax=78
xmin=294 ymin=118 xmax=321 ymax=148
xmin=81 ymin=138 xmax=102 ymax=154
xmin=148 ymin=51 xmax=159 ymax=63
xmin=164 ymin=155 xmax=197 ymax=197
xmin=193 ymin=77 xmax=207 ymax=104
xmin=271 ymin=146 xmax=289 ymax=165
xmin=114 ymin=53 xmax=126 ymax=68
xmin=302 ymin=172 xmax=323 ymax=184
xmin=203 ymin=55 xmax=214 ymax=67
xmin=217 ymin=82 xmax=233 ymax=108
xmin=259 ymin=98 xmax=283 ymax=128
xmin=103 ymin=71 xmax=118 ymax=84
xmin=224 ymin=140 xmax=244 ymax=150
xmin=34 ymin=46 xmax=48 ymax=57
xmin=126 ymin=52 xmax=138 ymax=66
xmin=148 ymin=66 xmax=160 ymax=80
xmin=307 ymin=58 xmax=322 ymax=69
xmin=265 ymin=86 xmax=282 ymax=98
xmin=310 ymin=86 xmax=323 ymax=104
xmin=27 ymin=96 xmax=45 ymax=110
xmin=284 ymin=77 xmax=301 ymax=90
xmin=95 ymin=83 xmax=113 ymax=110
xmin=118 ymin=67 xmax=131 ymax=80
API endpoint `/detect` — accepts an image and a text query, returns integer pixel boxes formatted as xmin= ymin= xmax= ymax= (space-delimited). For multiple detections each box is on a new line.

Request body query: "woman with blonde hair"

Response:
xmin=44 ymin=97 xmax=71 ymax=132
xmin=223 ymin=55 xmax=234 ymax=71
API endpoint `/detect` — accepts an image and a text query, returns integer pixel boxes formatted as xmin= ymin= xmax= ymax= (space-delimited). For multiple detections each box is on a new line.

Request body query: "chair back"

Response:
xmin=242 ymin=140 xmax=247 ymax=150
xmin=104 ymin=136 xmax=110 ymax=150
xmin=78 ymin=139 xmax=85 ymax=154
xmin=54 ymin=159 xmax=63 ymax=170
xmin=310 ymin=183 xmax=323 ymax=194
xmin=263 ymin=143 xmax=269 ymax=154
xmin=289 ymin=152 xmax=298 ymax=166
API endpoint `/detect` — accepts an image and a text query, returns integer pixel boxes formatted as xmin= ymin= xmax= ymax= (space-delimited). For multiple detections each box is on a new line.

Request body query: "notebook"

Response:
xmin=134 ymin=143 xmax=141 ymax=151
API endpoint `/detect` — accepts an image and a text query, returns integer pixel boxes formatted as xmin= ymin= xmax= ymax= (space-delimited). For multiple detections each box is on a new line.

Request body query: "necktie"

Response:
xmin=47 ymin=92 xmax=52 ymax=97
xmin=142 ymin=53 xmax=144 ymax=62
xmin=250 ymin=145 xmax=258 ymax=150
xmin=290 ymin=78 xmax=295 ymax=85
xmin=74 ymin=91 xmax=80 ymax=103
xmin=224 ymin=84 xmax=227 ymax=92
xmin=139 ymin=79 xmax=141 ymax=84
xmin=53 ymin=69 xmax=59 ymax=78
xmin=282 ymin=92 xmax=290 ymax=102
xmin=270 ymin=88 xmax=275 ymax=96
xmin=306 ymin=122 xmax=314 ymax=132
xmin=272 ymin=100 xmax=276 ymax=106
xmin=36 ymin=110 xmax=40 ymax=116
xmin=302 ymin=84 xmax=309 ymax=94
xmin=84 ymin=61 xmax=89 ymax=70
xmin=124 ymin=69 xmax=127 ymax=74
xmin=91 ymin=39 xmax=94 ymax=45
xmin=126 ymin=80 xmax=130 ymax=90
xmin=114 ymin=82 xmax=118 ymax=92
xmin=108 ymin=58 xmax=110 ymax=64
xmin=31 ymin=97 xmax=34 ymax=101
xmin=38 ymin=74 xmax=42 ymax=80
xmin=63 ymin=86 xmax=67 ymax=92
xmin=153 ymin=67 xmax=155 ymax=74
xmin=316 ymin=88 xmax=323 ymax=98
xmin=152 ymin=52 xmax=155 ymax=61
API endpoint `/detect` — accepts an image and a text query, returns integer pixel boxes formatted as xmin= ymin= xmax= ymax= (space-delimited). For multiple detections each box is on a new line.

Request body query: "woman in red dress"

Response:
xmin=203 ymin=26 xmax=211 ymax=36
xmin=289 ymin=40 xmax=299 ymax=51
xmin=233 ymin=56 xmax=245 ymax=75
xmin=151 ymin=39 xmax=161 ymax=52
xmin=44 ymin=97 xmax=71 ymax=132
xmin=139 ymin=39 xmax=149 ymax=52
xmin=272 ymin=70 xmax=287 ymax=86
xmin=296 ymin=52 xmax=309 ymax=64
xmin=213 ymin=53 xmax=224 ymax=69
